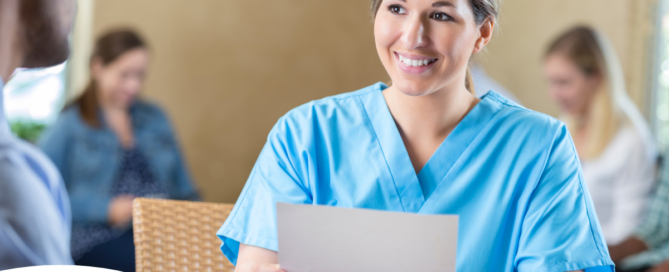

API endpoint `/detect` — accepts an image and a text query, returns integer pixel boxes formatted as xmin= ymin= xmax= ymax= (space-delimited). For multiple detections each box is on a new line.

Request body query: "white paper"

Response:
xmin=277 ymin=203 xmax=458 ymax=272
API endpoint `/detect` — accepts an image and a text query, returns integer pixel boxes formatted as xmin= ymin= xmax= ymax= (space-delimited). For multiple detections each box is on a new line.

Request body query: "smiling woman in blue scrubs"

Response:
xmin=217 ymin=0 xmax=614 ymax=271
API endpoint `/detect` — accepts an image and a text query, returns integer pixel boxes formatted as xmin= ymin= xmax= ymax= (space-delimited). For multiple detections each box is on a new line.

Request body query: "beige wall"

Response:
xmin=90 ymin=0 xmax=658 ymax=203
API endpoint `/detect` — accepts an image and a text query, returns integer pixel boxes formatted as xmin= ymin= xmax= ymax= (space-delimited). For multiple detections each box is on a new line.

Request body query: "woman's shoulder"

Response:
xmin=280 ymin=83 xmax=382 ymax=122
xmin=133 ymin=100 xmax=168 ymax=118
xmin=58 ymin=104 xmax=82 ymax=120
xmin=607 ymin=122 xmax=658 ymax=160
xmin=484 ymin=91 xmax=566 ymax=136
xmin=131 ymin=100 xmax=174 ymax=128
xmin=51 ymin=104 xmax=86 ymax=130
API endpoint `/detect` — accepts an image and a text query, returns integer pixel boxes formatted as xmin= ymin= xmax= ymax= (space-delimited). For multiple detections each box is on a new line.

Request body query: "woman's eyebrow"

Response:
xmin=399 ymin=0 xmax=456 ymax=6
xmin=432 ymin=1 xmax=455 ymax=8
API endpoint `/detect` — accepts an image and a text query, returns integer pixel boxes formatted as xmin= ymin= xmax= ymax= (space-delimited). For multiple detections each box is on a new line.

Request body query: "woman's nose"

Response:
xmin=401 ymin=15 xmax=429 ymax=49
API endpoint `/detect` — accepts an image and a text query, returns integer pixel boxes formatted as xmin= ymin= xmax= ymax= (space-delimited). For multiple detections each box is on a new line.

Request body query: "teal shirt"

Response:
xmin=39 ymin=100 xmax=199 ymax=224
xmin=217 ymin=83 xmax=614 ymax=271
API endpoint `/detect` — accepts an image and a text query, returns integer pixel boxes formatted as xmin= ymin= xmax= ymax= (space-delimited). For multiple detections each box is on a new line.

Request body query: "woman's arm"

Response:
xmin=609 ymin=237 xmax=649 ymax=263
xmin=235 ymin=244 xmax=284 ymax=272
xmin=514 ymin=125 xmax=614 ymax=271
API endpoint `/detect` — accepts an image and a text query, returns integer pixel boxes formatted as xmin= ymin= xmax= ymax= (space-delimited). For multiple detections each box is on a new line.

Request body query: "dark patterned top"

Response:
xmin=71 ymin=148 xmax=166 ymax=260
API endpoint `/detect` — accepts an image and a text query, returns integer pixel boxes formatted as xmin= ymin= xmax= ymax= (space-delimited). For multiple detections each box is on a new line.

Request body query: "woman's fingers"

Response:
xmin=261 ymin=264 xmax=284 ymax=272
xmin=235 ymin=263 xmax=285 ymax=272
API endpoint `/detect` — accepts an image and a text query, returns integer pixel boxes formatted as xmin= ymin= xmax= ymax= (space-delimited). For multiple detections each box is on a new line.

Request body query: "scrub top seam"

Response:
xmin=220 ymin=165 xmax=258 ymax=234
xmin=525 ymin=126 xmax=563 ymax=221
xmin=562 ymin=125 xmax=609 ymax=259
xmin=219 ymin=137 xmax=276 ymax=236
xmin=513 ymin=123 xmax=560 ymax=262
xmin=540 ymin=258 xmax=614 ymax=272
xmin=306 ymin=85 xmax=379 ymax=106
xmin=356 ymin=94 xmax=408 ymax=212
xmin=220 ymin=227 xmax=278 ymax=252
xmin=486 ymin=92 xmax=527 ymax=111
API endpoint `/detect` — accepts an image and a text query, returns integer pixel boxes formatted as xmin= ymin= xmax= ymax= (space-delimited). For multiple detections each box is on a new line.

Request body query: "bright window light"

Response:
xmin=4 ymin=62 xmax=68 ymax=125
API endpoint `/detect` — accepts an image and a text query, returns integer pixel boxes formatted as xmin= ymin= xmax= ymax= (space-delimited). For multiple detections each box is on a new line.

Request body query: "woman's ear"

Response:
xmin=473 ymin=17 xmax=494 ymax=54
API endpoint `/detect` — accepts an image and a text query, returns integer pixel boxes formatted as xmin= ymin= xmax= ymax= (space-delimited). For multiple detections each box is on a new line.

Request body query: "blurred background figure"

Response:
xmin=608 ymin=152 xmax=669 ymax=272
xmin=0 ymin=0 xmax=75 ymax=269
xmin=39 ymin=29 xmax=199 ymax=272
xmin=543 ymin=26 xmax=659 ymax=247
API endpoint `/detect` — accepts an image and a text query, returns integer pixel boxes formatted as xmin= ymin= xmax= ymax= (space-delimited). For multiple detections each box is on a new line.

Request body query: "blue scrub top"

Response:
xmin=217 ymin=83 xmax=614 ymax=272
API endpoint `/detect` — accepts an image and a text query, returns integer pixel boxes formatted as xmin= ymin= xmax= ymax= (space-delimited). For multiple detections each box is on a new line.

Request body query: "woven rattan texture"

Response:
xmin=133 ymin=198 xmax=235 ymax=272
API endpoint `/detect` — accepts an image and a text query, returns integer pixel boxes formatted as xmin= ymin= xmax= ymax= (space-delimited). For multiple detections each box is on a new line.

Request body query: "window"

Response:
xmin=4 ymin=62 xmax=68 ymax=142
xmin=654 ymin=2 xmax=669 ymax=149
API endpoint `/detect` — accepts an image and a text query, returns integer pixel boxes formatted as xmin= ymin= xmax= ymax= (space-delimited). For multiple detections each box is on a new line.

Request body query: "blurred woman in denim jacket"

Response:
xmin=39 ymin=29 xmax=199 ymax=271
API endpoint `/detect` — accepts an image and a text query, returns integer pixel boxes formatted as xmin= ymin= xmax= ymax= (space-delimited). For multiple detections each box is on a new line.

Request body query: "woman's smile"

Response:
xmin=395 ymin=52 xmax=439 ymax=74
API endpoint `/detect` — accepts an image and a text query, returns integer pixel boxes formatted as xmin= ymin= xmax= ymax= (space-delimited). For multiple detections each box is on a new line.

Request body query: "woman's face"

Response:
xmin=93 ymin=48 xmax=149 ymax=109
xmin=374 ymin=0 xmax=492 ymax=96
xmin=544 ymin=53 xmax=601 ymax=116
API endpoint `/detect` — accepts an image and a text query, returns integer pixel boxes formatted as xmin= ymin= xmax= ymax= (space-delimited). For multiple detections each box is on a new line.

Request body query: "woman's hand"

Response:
xmin=608 ymin=237 xmax=648 ymax=263
xmin=108 ymin=195 xmax=135 ymax=227
xmin=234 ymin=263 xmax=284 ymax=272
xmin=236 ymin=243 xmax=284 ymax=272
xmin=651 ymin=260 xmax=669 ymax=272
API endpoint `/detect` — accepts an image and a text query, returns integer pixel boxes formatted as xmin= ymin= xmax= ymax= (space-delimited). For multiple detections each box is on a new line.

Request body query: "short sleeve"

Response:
xmin=216 ymin=116 xmax=313 ymax=265
xmin=515 ymin=125 xmax=614 ymax=272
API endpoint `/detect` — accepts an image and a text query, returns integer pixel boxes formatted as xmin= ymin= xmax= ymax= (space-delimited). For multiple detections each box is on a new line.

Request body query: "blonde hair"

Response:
xmin=546 ymin=26 xmax=622 ymax=159
xmin=370 ymin=0 xmax=501 ymax=95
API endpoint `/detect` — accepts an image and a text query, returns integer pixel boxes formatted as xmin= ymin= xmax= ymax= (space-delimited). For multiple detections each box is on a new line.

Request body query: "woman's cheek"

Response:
xmin=375 ymin=15 xmax=403 ymax=46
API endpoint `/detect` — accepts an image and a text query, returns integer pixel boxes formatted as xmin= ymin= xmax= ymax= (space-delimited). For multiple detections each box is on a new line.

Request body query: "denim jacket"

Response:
xmin=39 ymin=100 xmax=199 ymax=224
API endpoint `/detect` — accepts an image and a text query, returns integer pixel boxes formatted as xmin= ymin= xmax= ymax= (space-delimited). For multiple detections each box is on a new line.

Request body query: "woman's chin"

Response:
xmin=394 ymin=81 xmax=437 ymax=97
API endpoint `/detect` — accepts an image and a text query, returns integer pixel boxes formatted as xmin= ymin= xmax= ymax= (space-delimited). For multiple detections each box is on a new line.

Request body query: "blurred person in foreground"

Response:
xmin=0 ymin=0 xmax=76 ymax=268
xmin=608 ymin=154 xmax=669 ymax=272
xmin=544 ymin=26 xmax=659 ymax=248
xmin=39 ymin=29 xmax=199 ymax=271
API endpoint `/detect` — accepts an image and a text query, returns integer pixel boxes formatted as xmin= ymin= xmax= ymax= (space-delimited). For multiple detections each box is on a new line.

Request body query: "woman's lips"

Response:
xmin=395 ymin=52 xmax=438 ymax=75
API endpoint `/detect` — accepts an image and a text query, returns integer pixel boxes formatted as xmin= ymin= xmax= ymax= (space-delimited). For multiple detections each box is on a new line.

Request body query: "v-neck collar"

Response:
xmin=416 ymin=91 xmax=502 ymax=199
xmin=360 ymin=83 xmax=503 ymax=212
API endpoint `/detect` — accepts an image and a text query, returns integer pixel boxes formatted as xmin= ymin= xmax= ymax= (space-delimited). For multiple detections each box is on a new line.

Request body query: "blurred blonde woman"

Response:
xmin=544 ymin=26 xmax=658 ymax=246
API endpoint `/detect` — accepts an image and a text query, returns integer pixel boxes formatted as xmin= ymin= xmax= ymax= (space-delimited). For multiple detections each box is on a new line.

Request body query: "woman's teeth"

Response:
xmin=399 ymin=55 xmax=436 ymax=67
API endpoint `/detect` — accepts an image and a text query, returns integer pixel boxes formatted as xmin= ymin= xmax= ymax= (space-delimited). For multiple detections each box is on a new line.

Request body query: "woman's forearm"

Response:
xmin=609 ymin=237 xmax=649 ymax=263
xmin=236 ymin=244 xmax=284 ymax=272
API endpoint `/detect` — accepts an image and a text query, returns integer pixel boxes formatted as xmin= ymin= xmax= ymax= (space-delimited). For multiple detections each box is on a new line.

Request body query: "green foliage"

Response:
xmin=10 ymin=121 xmax=47 ymax=143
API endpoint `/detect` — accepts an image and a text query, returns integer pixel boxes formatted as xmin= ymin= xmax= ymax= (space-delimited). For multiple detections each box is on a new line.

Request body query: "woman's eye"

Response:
xmin=388 ymin=5 xmax=407 ymax=15
xmin=431 ymin=12 xmax=453 ymax=21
